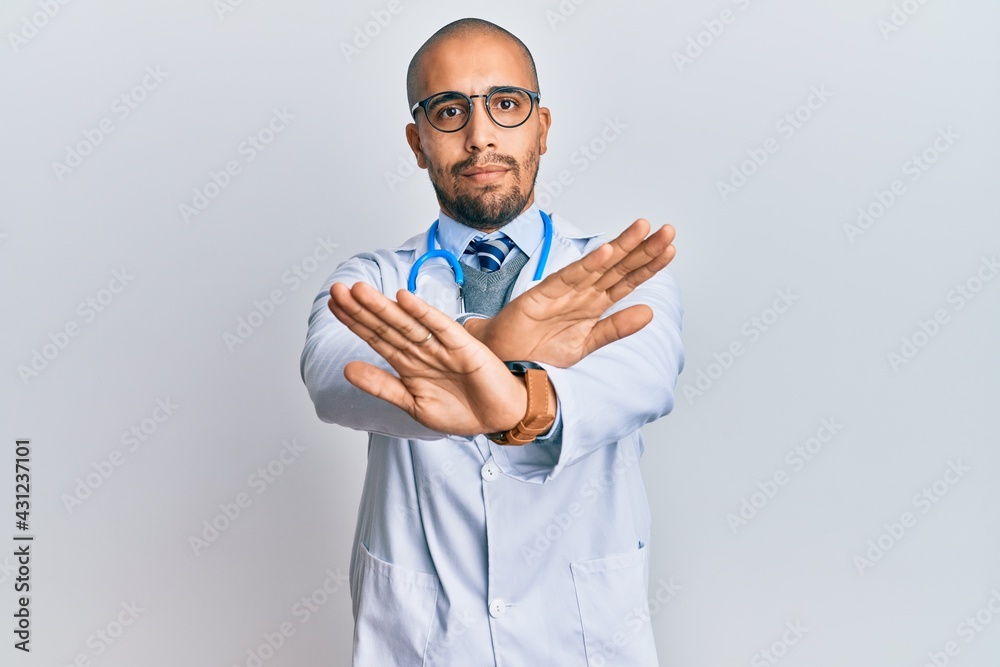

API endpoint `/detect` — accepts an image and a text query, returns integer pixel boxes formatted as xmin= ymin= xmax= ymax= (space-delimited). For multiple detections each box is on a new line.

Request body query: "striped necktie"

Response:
xmin=466 ymin=233 xmax=517 ymax=273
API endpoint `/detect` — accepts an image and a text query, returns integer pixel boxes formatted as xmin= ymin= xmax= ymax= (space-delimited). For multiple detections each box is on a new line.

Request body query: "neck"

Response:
xmin=439 ymin=197 xmax=537 ymax=232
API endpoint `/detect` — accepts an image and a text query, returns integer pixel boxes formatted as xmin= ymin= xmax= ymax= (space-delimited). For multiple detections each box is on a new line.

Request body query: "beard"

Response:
xmin=427 ymin=149 xmax=539 ymax=231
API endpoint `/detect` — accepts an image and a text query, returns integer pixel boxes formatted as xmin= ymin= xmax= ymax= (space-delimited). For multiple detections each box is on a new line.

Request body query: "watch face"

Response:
xmin=504 ymin=360 xmax=543 ymax=375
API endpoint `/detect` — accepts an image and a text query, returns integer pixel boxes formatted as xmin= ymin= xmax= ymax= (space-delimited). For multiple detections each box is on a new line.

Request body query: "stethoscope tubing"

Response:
xmin=407 ymin=210 xmax=553 ymax=294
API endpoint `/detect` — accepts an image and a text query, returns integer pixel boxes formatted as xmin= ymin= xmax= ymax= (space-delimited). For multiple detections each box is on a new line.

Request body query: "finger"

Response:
xmin=593 ymin=228 xmax=674 ymax=300
xmin=533 ymin=242 xmax=614 ymax=301
xmin=343 ymin=360 xmax=416 ymax=415
xmin=606 ymin=227 xmax=675 ymax=295
xmin=567 ymin=218 xmax=652 ymax=285
xmin=395 ymin=288 xmax=483 ymax=354
xmin=330 ymin=283 xmax=375 ymax=335
xmin=330 ymin=284 xmax=417 ymax=365
xmin=539 ymin=218 xmax=652 ymax=298
xmin=331 ymin=283 xmax=390 ymax=342
xmin=343 ymin=282 xmax=434 ymax=352
xmin=328 ymin=297 xmax=357 ymax=327
xmin=593 ymin=224 xmax=675 ymax=294
xmin=328 ymin=283 xmax=358 ymax=326
xmin=606 ymin=242 xmax=676 ymax=304
xmin=583 ymin=305 xmax=654 ymax=357
xmin=598 ymin=218 xmax=652 ymax=270
xmin=601 ymin=217 xmax=651 ymax=259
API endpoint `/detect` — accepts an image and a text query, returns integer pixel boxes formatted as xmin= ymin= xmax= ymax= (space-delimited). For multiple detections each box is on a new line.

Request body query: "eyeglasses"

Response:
xmin=410 ymin=86 xmax=540 ymax=133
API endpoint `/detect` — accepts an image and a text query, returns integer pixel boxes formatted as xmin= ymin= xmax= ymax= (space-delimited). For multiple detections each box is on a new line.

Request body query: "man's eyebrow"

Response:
xmin=432 ymin=85 xmax=522 ymax=98
xmin=424 ymin=91 xmax=465 ymax=107
xmin=421 ymin=84 xmax=526 ymax=107
xmin=486 ymin=84 xmax=521 ymax=93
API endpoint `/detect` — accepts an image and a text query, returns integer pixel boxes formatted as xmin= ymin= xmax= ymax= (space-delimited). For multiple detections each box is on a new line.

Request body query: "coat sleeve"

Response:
xmin=489 ymin=256 xmax=684 ymax=483
xmin=299 ymin=252 xmax=449 ymax=441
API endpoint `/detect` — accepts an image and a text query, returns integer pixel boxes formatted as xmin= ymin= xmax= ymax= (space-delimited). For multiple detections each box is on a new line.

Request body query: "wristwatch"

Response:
xmin=486 ymin=361 xmax=556 ymax=445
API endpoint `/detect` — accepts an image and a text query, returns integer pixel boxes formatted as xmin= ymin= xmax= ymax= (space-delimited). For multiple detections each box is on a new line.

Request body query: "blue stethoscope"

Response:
xmin=407 ymin=210 xmax=554 ymax=305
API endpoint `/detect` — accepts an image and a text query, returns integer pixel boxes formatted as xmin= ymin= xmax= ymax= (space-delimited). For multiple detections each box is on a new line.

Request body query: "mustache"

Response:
xmin=450 ymin=153 xmax=520 ymax=178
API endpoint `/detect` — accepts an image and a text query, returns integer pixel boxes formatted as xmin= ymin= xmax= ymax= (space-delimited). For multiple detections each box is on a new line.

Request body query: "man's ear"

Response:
xmin=537 ymin=106 xmax=551 ymax=156
xmin=405 ymin=122 xmax=429 ymax=169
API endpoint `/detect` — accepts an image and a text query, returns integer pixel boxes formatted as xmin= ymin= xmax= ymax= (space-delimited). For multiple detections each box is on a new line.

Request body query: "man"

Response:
xmin=300 ymin=17 xmax=684 ymax=666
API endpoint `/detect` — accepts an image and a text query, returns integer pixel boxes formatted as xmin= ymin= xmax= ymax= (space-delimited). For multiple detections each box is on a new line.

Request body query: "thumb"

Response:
xmin=584 ymin=305 xmax=653 ymax=356
xmin=344 ymin=361 xmax=416 ymax=415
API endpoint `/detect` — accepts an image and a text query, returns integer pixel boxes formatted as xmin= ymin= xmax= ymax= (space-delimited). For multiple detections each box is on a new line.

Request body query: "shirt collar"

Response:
xmin=434 ymin=202 xmax=545 ymax=258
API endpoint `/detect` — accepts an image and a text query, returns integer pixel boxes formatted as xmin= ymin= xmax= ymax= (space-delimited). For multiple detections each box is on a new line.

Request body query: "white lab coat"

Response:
xmin=300 ymin=208 xmax=685 ymax=666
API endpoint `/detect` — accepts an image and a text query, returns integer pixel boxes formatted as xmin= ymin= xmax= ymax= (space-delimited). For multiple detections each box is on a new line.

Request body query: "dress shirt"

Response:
xmin=436 ymin=203 xmax=543 ymax=269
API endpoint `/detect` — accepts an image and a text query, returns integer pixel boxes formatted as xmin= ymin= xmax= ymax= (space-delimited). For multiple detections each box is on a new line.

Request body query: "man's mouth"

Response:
xmin=460 ymin=165 xmax=510 ymax=183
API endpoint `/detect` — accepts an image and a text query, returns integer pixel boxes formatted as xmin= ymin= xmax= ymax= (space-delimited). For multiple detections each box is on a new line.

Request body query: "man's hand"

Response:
xmin=463 ymin=218 xmax=676 ymax=367
xmin=328 ymin=281 xmax=535 ymax=436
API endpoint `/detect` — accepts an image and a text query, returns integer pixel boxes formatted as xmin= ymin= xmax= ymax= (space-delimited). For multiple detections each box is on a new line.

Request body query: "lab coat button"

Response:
xmin=488 ymin=599 xmax=507 ymax=618
xmin=481 ymin=460 xmax=498 ymax=482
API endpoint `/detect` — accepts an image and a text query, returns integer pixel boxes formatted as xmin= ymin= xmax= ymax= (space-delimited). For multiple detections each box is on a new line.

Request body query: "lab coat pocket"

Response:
xmin=353 ymin=541 xmax=440 ymax=667
xmin=570 ymin=541 xmax=659 ymax=667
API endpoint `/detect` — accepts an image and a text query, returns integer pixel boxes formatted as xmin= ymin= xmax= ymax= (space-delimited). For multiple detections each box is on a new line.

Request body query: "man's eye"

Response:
xmin=436 ymin=106 xmax=465 ymax=119
xmin=492 ymin=97 xmax=518 ymax=110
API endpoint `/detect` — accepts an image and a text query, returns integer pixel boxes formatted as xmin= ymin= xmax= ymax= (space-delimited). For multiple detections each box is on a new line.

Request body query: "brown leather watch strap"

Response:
xmin=489 ymin=368 xmax=556 ymax=446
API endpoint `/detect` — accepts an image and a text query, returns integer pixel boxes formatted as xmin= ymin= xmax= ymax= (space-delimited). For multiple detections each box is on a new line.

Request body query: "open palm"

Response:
xmin=329 ymin=281 xmax=527 ymax=435
xmin=469 ymin=218 xmax=676 ymax=366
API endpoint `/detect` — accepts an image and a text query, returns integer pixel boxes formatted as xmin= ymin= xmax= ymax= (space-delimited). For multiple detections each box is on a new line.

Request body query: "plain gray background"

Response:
xmin=2 ymin=0 xmax=999 ymax=665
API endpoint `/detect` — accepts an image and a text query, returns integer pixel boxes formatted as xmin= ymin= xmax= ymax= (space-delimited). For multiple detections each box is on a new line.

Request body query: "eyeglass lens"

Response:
xmin=424 ymin=88 xmax=533 ymax=132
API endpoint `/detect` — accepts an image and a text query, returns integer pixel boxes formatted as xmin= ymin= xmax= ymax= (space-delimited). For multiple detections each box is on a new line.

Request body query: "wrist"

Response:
xmin=459 ymin=314 xmax=490 ymax=342
xmin=487 ymin=363 xmax=556 ymax=445
xmin=504 ymin=372 xmax=529 ymax=431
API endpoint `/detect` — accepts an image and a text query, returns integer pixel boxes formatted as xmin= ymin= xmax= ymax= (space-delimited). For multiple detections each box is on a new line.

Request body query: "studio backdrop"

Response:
xmin=2 ymin=0 xmax=998 ymax=665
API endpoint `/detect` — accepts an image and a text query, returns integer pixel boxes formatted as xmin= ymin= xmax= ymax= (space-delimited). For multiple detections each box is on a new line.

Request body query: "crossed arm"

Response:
xmin=325 ymin=218 xmax=677 ymax=439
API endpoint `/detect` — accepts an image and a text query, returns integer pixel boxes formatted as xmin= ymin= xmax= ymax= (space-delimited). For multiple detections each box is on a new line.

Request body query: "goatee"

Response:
xmin=429 ymin=150 xmax=538 ymax=231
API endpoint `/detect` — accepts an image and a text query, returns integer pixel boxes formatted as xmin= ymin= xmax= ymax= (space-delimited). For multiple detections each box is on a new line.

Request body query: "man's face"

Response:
xmin=405 ymin=33 xmax=551 ymax=232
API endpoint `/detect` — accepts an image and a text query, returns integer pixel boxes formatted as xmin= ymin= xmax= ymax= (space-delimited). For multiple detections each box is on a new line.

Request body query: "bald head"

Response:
xmin=406 ymin=18 xmax=539 ymax=110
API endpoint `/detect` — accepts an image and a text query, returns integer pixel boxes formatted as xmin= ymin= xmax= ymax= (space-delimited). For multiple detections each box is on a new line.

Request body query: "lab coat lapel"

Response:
xmin=508 ymin=213 xmax=601 ymax=300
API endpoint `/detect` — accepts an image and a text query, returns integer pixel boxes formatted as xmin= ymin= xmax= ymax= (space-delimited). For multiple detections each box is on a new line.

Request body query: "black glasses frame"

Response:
xmin=410 ymin=86 xmax=541 ymax=133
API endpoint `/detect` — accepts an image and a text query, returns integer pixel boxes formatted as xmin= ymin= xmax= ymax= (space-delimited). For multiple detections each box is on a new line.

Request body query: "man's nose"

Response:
xmin=463 ymin=97 xmax=499 ymax=152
